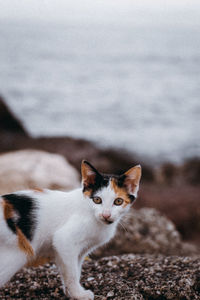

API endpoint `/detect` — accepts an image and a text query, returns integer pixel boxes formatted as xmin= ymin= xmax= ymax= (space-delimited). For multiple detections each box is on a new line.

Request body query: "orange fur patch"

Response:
xmin=124 ymin=177 xmax=138 ymax=196
xmin=33 ymin=188 xmax=44 ymax=193
xmin=124 ymin=165 xmax=141 ymax=194
xmin=16 ymin=227 xmax=34 ymax=257
xmin=2 ymin=200 xmax=14 ymax=220
xmin=83 ymin=189 xmax=93 ymax=197
xmin=81 ymin=161 xmax=96 ymax=187
xmin=2 ymin=199 xmax=34 ymax=257
xmin=26 ymin=256 xmax=51 ymax=268
xmin=110 ymin=178 xmax=131 ymax=207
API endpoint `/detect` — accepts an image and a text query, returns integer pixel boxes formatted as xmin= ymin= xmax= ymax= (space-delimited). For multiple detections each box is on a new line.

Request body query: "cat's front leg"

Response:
xmin=53 ymin=221 xmax=94 ymax=300
xmin=0 ymin=247 xmax=27 ymax=287
xmin=56 ymin=254 xmax=93 ymax=300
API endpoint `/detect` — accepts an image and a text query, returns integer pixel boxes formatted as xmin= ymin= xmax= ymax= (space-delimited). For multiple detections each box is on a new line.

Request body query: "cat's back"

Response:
xmin=0 ymin=188 xmax=87 ymax=250
xmin=0 ymin=188 xmax=84 ymax=237
xmin=36 ymin=188 xmax=84 ymax=224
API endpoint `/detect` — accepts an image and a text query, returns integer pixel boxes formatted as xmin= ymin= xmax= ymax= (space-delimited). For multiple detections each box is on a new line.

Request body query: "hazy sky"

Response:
xmin=0 ymin=0 xmax=200 ymax=23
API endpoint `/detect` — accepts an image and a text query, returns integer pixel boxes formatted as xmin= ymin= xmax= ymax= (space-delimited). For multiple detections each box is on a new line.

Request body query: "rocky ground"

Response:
xmin=1 ymin=255 xmax=200 ymax=300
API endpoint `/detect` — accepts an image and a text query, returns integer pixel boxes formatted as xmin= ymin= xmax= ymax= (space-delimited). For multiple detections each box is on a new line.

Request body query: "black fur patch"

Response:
xmin=6 ymin=218 xmax=17 ymax=233
xmin=2 ymin=194 xmax=37 ymax=241
xmin=128 ymin=194 xmax=136 ymax=203
xmin=82 ymin=161 xmax=137 ymax=202
xmin=83 ymin=173 xmax=110 ymax=197
xmin=83 ymin=171 xmax=124 ymax=198
xmin=94 ymin=173 xmax=126 ymax=194
xmin=83 ymin=169 xmax=137 ymax=205
xmin=83 ymin=161 xmax=110 ymax=197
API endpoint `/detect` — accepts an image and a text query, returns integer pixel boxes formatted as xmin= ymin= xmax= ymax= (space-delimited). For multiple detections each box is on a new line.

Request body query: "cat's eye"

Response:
xmin=92 ymin=196 xmax=102 ymax=204
xmin=114 ymin=198 xmax=124 ymax=206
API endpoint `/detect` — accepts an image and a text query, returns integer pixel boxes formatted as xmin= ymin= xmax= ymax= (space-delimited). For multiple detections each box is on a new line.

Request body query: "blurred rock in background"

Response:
xmin=0 ymin=150 xmax=80 ymax=194
xmin=93 ymin=208 xmax=199 ymax=258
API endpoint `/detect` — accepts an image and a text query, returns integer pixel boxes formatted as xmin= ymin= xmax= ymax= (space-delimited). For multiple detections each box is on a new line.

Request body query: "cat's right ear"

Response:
xmin=81 ymin=160 xmax=100 ymax=190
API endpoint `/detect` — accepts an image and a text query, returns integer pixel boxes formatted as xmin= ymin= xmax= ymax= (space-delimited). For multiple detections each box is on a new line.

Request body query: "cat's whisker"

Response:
xmin=119 ymin=221 xmax=128 ymax=233
xmin=120 ymin=219 xmax=131 ymax=232
xmin=123 ymin=212 xmax=134 ymax=217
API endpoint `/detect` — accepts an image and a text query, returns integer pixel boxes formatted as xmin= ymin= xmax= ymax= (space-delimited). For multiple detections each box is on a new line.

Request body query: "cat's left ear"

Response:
xmin=123 ymin=165 xmax=142 ymax=198
xmin=81 ymin=160 xmax=100 ymax=189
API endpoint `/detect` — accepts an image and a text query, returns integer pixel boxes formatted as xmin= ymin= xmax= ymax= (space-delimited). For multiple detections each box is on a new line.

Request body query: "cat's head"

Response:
xmin=81 ymin=160 xmax=142 ymax=225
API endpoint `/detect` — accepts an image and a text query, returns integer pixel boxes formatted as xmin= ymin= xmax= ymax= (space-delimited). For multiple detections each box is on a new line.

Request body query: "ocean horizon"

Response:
xmin=0 ymin=4 xmax=200 ymax=164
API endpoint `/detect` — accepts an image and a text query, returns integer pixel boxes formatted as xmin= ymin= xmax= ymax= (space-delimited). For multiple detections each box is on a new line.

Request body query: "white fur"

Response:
xmin=0 ymin=180 xmax=139 ymax=300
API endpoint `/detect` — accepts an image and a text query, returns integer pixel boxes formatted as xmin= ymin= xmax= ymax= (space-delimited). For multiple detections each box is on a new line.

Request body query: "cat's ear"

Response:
xmin=81 ymin=160 xmax=100 ymax=189
xmin=123 ymin=165 xmax=142 ymax=198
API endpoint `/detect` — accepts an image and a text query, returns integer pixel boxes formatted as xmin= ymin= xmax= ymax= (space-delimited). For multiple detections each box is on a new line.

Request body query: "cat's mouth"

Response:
xmin=103 ymin=219 xmax=114 ymax=225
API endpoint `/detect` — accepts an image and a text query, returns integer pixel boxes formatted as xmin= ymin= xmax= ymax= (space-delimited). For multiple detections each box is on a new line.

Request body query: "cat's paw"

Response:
xmin=72 ymin=289 xmax=94 ymax=300
xmin=82 ymin=289 xmax=94 ymax=300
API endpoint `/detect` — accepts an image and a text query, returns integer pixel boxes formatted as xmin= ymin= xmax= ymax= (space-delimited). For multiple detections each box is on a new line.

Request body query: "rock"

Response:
xmin=0 ymin=150 xmax=80 ymax=194
xmin=93 ymin=208 xmax=199 ymax=258
xmin=137 ymin=183 xmax=200 ymax=243
xmin=106 ymin=290 xmax=115 ymax=298
xmin=1 ymin=255 xmax=200 ymax=299
xmin=0 ymin=95 xmax=27 ymax=135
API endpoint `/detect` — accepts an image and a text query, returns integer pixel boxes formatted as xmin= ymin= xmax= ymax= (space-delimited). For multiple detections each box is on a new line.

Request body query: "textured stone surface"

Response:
xmin=94 ymin=208 xmax=199 ymax=258
xmin=0 ymin=150 xmax=80 ymax=194
xmin=0 ymin=255 xmax=200 ymax=299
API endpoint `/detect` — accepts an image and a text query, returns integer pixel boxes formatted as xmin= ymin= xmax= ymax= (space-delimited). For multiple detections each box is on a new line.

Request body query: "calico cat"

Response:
xmin=0 ymin=160 xmax=141 ymax=300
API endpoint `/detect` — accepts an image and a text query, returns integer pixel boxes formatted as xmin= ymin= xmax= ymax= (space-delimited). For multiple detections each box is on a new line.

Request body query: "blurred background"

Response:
xmin=0 ymin=0 xmax=200 ymax=250
xmin=1 ymin=0 xmax=200 ymax=162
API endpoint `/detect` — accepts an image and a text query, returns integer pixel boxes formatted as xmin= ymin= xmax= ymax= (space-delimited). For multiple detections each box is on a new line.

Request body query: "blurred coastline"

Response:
xmin=0 ymin=15 xmax=200 ymax=164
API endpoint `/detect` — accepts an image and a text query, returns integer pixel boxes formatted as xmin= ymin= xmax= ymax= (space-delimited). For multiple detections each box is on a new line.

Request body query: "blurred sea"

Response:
xmin=0 ymin=7 xmax=200 ymax=164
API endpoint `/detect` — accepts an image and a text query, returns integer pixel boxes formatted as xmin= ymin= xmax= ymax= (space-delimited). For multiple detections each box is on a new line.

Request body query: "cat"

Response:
xmin=0 ymin=160 xmax=141 ymax=300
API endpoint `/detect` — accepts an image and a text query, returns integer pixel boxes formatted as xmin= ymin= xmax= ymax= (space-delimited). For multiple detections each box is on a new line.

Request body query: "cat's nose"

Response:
xmin=102 ymin=211 xmax=111 ymax=220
